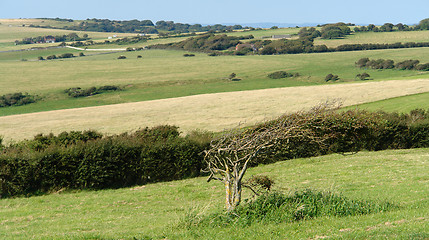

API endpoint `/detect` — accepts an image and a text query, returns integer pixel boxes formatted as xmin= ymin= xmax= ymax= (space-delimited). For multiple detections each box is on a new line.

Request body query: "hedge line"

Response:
xmin=1 ymin=109 xmax=428 ymax=198
xmin=0 ymin=126 xmax=210 ymax=198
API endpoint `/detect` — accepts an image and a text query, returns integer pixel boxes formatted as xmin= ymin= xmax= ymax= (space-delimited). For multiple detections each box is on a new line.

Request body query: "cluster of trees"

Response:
xmin=356 ymin=58 xmax=429 ymax=71
xmin=354 ymin=19 xmax=429 ymax=32
xmin=267 ymin=71 xmax=300 ymax=79
xmin=320 ymin=23 xmax=352 ymax=39
xmin=149 ymin=33 xmax=253 ymax=52
xmin=41 ymin=53 xmax=82 ymax=60
xmin=64 ymin=85 xmax=122 ymax=98
xmin=30 ymin=18 xmax=245 ymax=34
xmin=0 ymin=92 xmax=36 ymax=108
xmin=148 ymin=33 xmax=429 ymax=56
xmin=15 ymin=33 xmax=89 ymax=45
xmin=37 ymin=17 xmax=74 ymax=22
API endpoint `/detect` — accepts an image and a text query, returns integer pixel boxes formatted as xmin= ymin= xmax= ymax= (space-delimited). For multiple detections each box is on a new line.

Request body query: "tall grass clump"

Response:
xmin=183 ymin=190 xmax=397 ymax=228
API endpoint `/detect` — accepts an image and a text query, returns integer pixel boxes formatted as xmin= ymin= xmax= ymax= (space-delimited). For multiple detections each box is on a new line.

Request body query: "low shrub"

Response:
xmin=267 ymin=71 xmax=295 ymax=79
xmin=64 ymin=85 xmax=121 ymax=98
xmin=183 ymin=190 xmax=397 ymax=227
xmin=183 ymin=53 xmax=195 ymax=57
xmin=58 ymin=53 xmax=74 ymax=58
xmin=0 ymin=92 xmax=36 ymax=108
xmin=325 ymin=73 xmax=339 ymax=82
xmin=117 ymin=55 xmax=126 ymax=59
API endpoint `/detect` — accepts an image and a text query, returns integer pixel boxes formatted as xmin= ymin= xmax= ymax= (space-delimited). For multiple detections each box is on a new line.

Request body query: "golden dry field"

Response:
xmin=1 ymin=79 xmax=428 ymax=142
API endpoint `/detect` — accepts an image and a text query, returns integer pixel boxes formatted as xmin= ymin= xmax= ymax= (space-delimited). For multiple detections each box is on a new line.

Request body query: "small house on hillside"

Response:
xmin=44 ymin=36 xmax=56 ymax=43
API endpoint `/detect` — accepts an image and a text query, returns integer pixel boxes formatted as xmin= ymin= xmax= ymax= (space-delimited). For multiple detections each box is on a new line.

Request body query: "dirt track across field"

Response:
xmin=1 ymin=79 xmax=428 ymax=142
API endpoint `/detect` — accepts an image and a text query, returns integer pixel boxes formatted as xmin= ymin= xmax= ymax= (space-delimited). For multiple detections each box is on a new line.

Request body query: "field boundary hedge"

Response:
xmin=1 ymin=109 xmax=428 ymax=198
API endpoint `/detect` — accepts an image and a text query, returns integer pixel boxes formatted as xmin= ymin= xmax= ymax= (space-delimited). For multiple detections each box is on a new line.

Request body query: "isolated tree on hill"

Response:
xmin=204 ymin=104 xmax=337 ymax=212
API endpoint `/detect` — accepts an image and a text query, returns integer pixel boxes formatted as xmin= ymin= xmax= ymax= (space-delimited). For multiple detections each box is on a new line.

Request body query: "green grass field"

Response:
xmin=1 ymin=148 xmax=427 ymax=239
xmin=348 ymin=92 xmax=429 ymax=112
xmin=1 ymin=47 xmax=429 ymax=117
xmin=315 ymin=31 xmax=429 ymax=48
xmin=1 ymin=19 xmax=429 ymax=240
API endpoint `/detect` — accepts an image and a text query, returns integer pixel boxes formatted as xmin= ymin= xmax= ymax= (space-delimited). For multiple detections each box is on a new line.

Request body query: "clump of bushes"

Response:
xmin=356 ymin=58 xmax=429 ymax=71
xmin=64 ymin=85 xmax=121 ymax=98
xmin=59 ymin=53 xmax=74 ymax=58
xmin=46 ymin=55 xmax=57 ymax=60
xmin=184 ymin=190 xmax=396 ymax=227
xmin=183 ymin=53 xmax=195 ymax=57
xmin=0 ymin=92 xmax=36 ymax=108
xmin=324 ymin=73 xmax=339 ymax=82
xmin=117 ymin=55 xmax=127 ymax=59
xmin=356 ymin=72 xmax=370 ymax=80
xmin=0 ymin=125 xmax=210 ymax=198
xmin=267 ymin=71 xmax=299 ymax=79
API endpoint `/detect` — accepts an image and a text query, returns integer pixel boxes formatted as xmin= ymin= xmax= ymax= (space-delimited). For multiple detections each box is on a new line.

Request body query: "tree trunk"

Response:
xmin=224 ymin=174 xmax=243 ymax=212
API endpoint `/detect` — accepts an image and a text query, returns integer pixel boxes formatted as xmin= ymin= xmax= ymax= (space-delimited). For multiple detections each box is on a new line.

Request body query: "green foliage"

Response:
xmin=356 ymin=72 xmax=370 ymax=80
xmin=395 ymin=59 xmax=420 ymax=70
xmin=183 ymin=53 xmax=195 ymax=57
xmin=0 ymin=125 xmax=209 ymax=198
xmin=0 ymin=92 xmax=36 ymax=108
xmin=64 ymin=85 xmax=121 ymax=98
xmin=149 ymin=33 xmax=253 ymax=52
xmin=184 ymin=190 xmax=396 ymax=227
xmin=324 ymin=73 xmax=339 ymax=82
xmin=267 ymin=71 xmax=296 ymax=79
xmin=15 ymin=33 xmax=90 ymax=45
xmin=46 ymin=55 xmax=57 ymax=60
xmin=27 ymin=130 xmax=103 ymax=151
xmin=417 ymin=18 xmax=429 ymax=30
xmin=356 ymin=57 xmax=429 ymax=71
xmin=59 ymin=53 xmax=74 ymax=58
xmin=321 ymin=23 xmax=351 ymax=39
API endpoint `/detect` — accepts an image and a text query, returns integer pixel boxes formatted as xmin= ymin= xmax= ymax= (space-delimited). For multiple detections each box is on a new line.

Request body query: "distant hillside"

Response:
xmin=30 ymin=18 xmax=247 ymax=34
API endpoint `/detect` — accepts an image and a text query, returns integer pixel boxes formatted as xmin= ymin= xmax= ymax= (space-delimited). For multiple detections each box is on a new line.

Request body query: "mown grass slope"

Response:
xmin=0 ymin=148 xmax=427 ymax=239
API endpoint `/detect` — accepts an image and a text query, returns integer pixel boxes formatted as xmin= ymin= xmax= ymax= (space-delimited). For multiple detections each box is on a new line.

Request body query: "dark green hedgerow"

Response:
xmin=1 ymin=109 xmax=429 ymax=198
xmin=64 ymin=85 xmax=122 ymax=98
xmin=0 ymin=126 xmax=210 ymax=198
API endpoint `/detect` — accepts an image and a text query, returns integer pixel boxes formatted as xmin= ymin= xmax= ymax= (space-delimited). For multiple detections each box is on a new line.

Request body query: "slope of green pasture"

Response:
xmin=0 ymin=148 xmax=427 ymax=239
xmin=226 ymin=27 xmax=300 ymax=38
xmin=349 ymin=92 xmax=429 ymax=113
xmin=315 ymin=30 xmax=429 ymax=48
xmin=1 ymin=47 xmax=429 ymax=116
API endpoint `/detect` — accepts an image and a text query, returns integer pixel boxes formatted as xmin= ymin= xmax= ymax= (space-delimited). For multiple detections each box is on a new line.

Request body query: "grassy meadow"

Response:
xmin=1 ymin=148 xmax=427 ymax=239
xmin=315 ymin=30 xmax=429 ymax=47
xmin=1 ymin=19 xmax=429 ymax=240
xmin=1 ymin=47 xmax=429 ymax=115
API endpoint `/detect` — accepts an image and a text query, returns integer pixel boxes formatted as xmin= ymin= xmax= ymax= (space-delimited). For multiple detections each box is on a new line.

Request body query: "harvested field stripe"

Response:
xmin=0 ymin=79 xmax=428 ymax=142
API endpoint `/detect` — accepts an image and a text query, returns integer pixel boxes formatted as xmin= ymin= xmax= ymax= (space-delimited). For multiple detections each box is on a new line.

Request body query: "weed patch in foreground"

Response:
xmin=183 ymin=190 xmax=397 ymax=228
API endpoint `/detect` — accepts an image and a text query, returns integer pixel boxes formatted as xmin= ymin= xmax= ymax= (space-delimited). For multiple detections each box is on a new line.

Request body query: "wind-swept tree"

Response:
xmin=203 ymin=104 xmax=338 ymax=211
